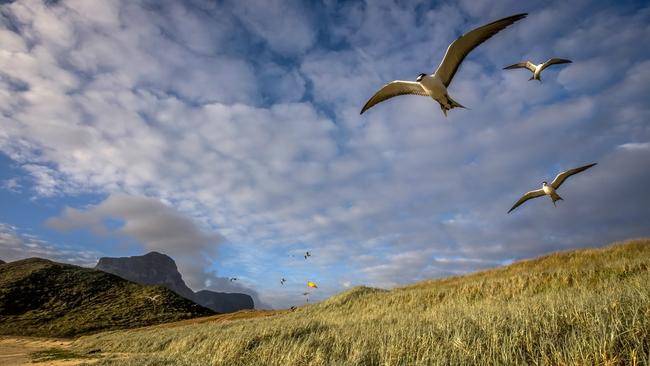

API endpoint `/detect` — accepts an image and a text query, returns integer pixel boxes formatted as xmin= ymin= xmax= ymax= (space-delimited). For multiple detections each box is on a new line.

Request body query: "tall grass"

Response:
xmin=76 ymin=239 xmax=650 ymax=365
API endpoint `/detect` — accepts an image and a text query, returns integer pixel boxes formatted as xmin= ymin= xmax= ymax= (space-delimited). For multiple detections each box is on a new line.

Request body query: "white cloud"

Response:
xmin=0 ymin=0 xmax=649 ymax=308
xmin=47 ymin=193 xmax=223 ymax=289
xmin=230 ymin=0 xmax=316 ymax=55
xmin=0 ymin=222 xmax=99 ymax=266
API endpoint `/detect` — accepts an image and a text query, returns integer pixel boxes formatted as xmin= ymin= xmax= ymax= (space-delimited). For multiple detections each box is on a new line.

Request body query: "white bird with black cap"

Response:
xmin=508 ymin=163 xmax=597 ymax=213
xmin=360 ymin=13 xmax=527 ymax=117
xmin=504 ymin=58 xmax=572 ymax=82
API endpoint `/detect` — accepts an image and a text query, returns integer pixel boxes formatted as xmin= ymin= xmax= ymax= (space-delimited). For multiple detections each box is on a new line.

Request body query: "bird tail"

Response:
xmin=448 ymin=95 xmax=466 ymax=110
xmin=552 ymin=193 xmax=563 ymax=206
xmin=440 ymin=95 xmax=466 ymax=117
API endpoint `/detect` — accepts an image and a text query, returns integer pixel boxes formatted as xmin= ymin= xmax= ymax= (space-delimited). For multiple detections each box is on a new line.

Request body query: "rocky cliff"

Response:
xmin=95 ymin=252 xmax=254 ymax=313
xmin=96 ymin=252 xmax=195 ymax=299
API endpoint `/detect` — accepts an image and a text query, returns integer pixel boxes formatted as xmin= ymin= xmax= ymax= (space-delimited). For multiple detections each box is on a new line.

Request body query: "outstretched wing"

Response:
xmin=360 ymin=81 xmax=429 ymax=114
xmin=508 ymin=189 xmax=546 ymax=213
xmin=540 ymin=58 xmax=572 ymax=72
xmin=503 ymin=61 xmax=536 ymax=72
xmin=550 ymin=163 xmax=596 ymax=189
xmin=435 ymin=13 xmax=527 ymax=87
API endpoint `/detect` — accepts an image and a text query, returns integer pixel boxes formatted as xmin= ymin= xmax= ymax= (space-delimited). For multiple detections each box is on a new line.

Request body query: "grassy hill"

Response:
xmin=0 ymin=258 xmax=214 ymax=338
xmin=75 ymin=239 xmax=650 ymax=365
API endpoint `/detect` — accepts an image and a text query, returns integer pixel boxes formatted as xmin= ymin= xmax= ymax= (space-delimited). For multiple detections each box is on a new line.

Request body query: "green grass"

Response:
xmin=0 ymin=258 xmax=214 ymax=338
xmin=75 ymin=239 xmax=650 ymax=365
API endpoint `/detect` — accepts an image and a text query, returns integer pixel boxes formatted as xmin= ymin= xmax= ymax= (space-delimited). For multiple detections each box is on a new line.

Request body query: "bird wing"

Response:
xmin=503 ymin=61 xmax=536 ymax=72
xmin=540 ymin=58 xmax=572 ymax=72
xmin=550 ymin=163 xmax=596 ymax=189
xmin=434 ymin=13 xmax=527 ymax=87
xmin=360 ymin=81 xmax=429 ymax=114
xmin=508 ymin=189 xmax=546 ymax=213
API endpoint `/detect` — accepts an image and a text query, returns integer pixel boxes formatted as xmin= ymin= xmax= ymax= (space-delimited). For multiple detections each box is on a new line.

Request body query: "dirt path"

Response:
xmin=0 ymin=310 xmax=288 ymax=365
xmin=0 ymin=337 xmax=96 ymax=366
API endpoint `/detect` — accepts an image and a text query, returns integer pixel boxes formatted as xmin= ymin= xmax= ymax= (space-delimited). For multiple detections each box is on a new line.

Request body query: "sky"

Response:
xmin=0 ymin=0 xmax=649 ymax=309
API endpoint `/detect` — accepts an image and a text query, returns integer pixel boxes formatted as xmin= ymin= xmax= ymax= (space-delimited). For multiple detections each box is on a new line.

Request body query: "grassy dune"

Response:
xmin=75 ymin=239 xmax=650 ymax=365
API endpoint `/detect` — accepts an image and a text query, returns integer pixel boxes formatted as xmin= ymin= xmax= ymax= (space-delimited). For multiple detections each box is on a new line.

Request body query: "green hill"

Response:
xmin=75 ymin=239 xmax=650 ymax=365
xmin=0 ymin=258 xmax=214 ymax=338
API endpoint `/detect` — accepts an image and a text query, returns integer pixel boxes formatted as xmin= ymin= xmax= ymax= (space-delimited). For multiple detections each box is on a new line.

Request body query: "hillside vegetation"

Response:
xmin=0 ymin=258 xmax=214 ymax=337
xmin=76 ymin=239 xmax=650 ymax=365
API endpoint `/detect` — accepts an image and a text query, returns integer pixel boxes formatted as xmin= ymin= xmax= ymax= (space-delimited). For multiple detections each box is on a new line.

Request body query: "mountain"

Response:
xmin=194 ymin=290 xmax=254 ymax=313
xmin=0 ymin=259 xmax=4 ymax=265
xmin=76 ymin=239 xmax=650 ymax=365
xmin=0 ymin=258 xmax=214 ymax=338
xmin=96 ymin=252 xmax=195 ymax=299
xmin=95 ymin=252 xmax=254 ymax=313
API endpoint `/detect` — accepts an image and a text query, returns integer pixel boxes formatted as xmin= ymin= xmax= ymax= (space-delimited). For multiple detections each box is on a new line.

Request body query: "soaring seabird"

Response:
xmin=508 ymin=163 xmax=597 ymax=213
xmin=360 ymin=13 xmax=527 ymax=116
xmin=504 ymin=58 xmax=572 ymax=81
xmin=304 ymin=251 xmax=311 ymax=260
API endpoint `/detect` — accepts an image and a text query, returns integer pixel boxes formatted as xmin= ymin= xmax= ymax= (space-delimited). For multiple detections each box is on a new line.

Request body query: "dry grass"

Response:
xmin=74 ymin=239 xmax=650 ymax=365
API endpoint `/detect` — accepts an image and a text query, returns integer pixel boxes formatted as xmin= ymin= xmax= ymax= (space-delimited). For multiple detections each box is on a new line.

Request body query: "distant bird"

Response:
xmin=304 ymin=251 xmax=311 ymax=260
xmin=144 ymin=294 xmax=161 ymax=302
xmin=229 ymin=277 xmax=238 ymax=282
xmin=142 ymin=294 xmax=162 ymax=311
xmin=504 ymin=58 xmax=572 ymax=82
xmin=508 ymin=163 xmax=597 ymax=213
xmin=360 ymin=13 xmax=527 ymax=116
xmin=307 ymin=281 xmax=318 ymax=289
xmin=280 ymin=278 xmax=286 ymax=285
xmin=290 ymin=306 xmax=297 ymax=311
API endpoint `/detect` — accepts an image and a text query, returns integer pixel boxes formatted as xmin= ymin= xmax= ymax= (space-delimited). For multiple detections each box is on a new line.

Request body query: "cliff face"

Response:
xmin=96 ymin=252 xmax=195 ymax=299
xmin=95 ymin=252 xmax=254 ymax=313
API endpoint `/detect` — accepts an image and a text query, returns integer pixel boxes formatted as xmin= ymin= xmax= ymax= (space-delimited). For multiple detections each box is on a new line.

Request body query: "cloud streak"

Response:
xmin=0 ymin=0 xmax=649 ymax=307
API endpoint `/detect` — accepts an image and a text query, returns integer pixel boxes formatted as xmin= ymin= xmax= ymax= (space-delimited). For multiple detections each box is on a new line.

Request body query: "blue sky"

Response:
xmin=1 ymin=0 xmax=649 ymax=308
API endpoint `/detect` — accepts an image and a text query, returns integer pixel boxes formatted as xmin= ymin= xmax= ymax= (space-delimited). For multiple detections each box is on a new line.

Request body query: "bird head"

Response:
xmin=416 ymin=73 xmax=426 ymax=82
xmin=542 ymin=181 xmax=548 ymax=186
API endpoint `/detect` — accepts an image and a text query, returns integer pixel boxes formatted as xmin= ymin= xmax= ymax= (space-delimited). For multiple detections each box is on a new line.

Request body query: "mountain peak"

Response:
xmin=96 ymin=252 xmax=193 ymax=299
xmin=0 ymin=257 xmax=213 ymax=337
xmin=95 ymin=252 xmax=254 ymax=313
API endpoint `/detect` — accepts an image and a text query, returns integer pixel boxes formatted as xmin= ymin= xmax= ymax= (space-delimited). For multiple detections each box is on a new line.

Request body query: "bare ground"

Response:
xmin=0 ymin=337 xmax=97 ymax=366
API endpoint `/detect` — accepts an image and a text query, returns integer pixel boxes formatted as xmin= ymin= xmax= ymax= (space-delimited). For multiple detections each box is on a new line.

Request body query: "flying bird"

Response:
xmin=504 ymin=58 xmax=572 ymax=82
xmin=304 ymin=251 xmax=311 ymax=260
xmin=143 ymin=294 xmax=161 ymax=302
xmin=280 ymin=278 xmax=286 ymax=285
xmin=508 ymin=163 xmax=597 ymax=213
xmin=229 ymin=277 xmax=238 ymax=282
xmin=142 ymin=294 xmax=162 ymax=311
xmin=360 ymin=13 xmax=527 ymax=116
xmin=307 ymin=281 xmax=318 ymax=289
